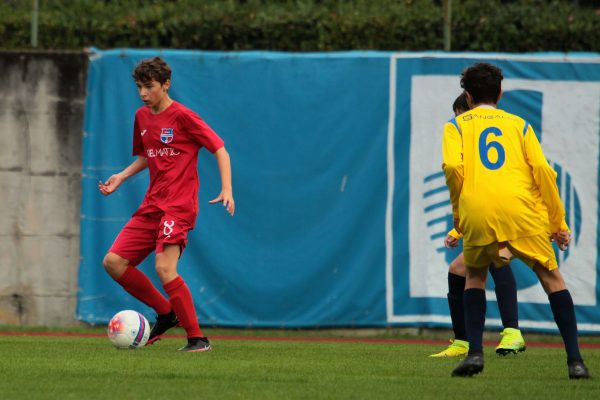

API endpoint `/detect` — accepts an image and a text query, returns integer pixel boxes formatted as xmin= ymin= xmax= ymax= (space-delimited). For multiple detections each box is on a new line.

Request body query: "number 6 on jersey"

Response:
xmin=479 ymin=127 xmax=505 ymax=170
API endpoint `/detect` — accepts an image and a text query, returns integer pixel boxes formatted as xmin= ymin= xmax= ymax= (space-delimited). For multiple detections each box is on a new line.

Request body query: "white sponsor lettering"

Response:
xmin=146 ymin=147 xmax=181 ymax=158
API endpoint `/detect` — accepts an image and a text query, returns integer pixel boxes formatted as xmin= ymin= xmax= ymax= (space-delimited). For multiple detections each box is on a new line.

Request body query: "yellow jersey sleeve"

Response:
xmin=448 ymin=228 xmax=463 ymax=240
xmin=523 ymin=124 xmax=569 ymax=233
xmin=442 ymin=119 xmax=463 ymax=219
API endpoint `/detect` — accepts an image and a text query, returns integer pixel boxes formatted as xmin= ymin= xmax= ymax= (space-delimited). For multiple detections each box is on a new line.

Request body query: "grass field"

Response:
xmin=0 ymin=329 xmax=599 ymax=400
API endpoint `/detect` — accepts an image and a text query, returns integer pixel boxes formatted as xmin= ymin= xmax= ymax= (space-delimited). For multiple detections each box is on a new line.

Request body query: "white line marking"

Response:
xmin=385 ymin=56 xmax=397 ymax=320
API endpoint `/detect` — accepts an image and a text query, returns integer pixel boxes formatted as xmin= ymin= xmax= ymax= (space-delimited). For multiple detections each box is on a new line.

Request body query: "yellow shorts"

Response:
xmin=463 ymin=233 xmax=557 ymax=271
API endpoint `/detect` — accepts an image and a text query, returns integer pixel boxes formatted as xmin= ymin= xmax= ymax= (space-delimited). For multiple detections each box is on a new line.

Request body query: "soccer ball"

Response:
xmin=107 ymin=310 xmax=150 ymax=349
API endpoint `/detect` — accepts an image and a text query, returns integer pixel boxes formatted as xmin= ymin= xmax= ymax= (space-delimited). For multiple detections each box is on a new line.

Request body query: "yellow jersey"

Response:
xmin=442 ymin=106 xmax=568 ymax=246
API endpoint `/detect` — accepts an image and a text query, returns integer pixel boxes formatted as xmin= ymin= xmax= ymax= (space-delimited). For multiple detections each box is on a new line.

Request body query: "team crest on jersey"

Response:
xmin=160 ymin=128 xmax=174 ymax=144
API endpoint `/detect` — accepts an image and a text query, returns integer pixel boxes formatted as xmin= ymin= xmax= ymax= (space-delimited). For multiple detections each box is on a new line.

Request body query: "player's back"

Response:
xmin=447 ymin=106 xmax=547 ymax=245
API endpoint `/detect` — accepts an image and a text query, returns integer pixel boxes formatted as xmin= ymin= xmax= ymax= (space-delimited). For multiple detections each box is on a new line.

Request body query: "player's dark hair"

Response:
xmin=460 ymin=62 xmax=503 ymax=105
xmin=452 ymin=92 xmax=469 ymax=115
xmin=132 ymin=57 xmax=171 ymax=85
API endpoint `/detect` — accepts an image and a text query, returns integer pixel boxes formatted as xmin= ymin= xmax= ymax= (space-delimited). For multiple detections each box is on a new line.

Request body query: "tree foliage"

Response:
xmin=0 ymin=0 xmax=598 ymax=51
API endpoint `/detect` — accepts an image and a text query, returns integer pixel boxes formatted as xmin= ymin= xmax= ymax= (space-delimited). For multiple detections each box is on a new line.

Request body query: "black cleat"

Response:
xmin=451 ymin=354 xmax=484 ymax=377
xmin=146 ymin=310 xmax=179 ymax=345
xmin=178 ymin=337 xmax=212 ymax=352
xmin=568 ymin=360 xmax=591 ymax=380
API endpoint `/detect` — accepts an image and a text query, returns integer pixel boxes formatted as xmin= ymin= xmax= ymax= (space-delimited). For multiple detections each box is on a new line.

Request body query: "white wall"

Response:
xmin=0 ymin=51 xmax=87 ymax=326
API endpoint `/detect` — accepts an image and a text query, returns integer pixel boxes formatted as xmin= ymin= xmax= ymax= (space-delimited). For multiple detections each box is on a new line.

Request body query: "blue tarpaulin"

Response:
xmin=78 ymin=49 xmax=600 ymax=331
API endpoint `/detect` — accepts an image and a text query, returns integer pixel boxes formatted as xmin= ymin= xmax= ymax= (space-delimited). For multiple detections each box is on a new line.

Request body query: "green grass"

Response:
xmin=0 ymin=334 xmax=599 ymax=400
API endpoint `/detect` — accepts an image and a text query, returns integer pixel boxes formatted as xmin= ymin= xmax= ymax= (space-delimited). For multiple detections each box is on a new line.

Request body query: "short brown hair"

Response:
xmin=132 ymin=57 xmax=171 ymax=85
xmin=452 ymin=92 xmax=469 ymax=115
xmin=460 ymin=62 xmax=503 ymax=105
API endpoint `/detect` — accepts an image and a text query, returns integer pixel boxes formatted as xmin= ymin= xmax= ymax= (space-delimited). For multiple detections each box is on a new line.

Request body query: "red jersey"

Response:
xmin=132 ymin=101 xmax=224 ymax=227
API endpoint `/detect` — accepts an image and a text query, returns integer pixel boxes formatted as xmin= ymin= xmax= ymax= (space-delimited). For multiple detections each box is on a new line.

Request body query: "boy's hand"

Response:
xmin=209 ymin=190 xmax=235 ymax=216
xmin=553 ymin=230 xmax=571 ymax=251
xmin=444 ymin=235 xmax=459 ymax=248
xmin=98 ymin=174 xmax=125 ymax=196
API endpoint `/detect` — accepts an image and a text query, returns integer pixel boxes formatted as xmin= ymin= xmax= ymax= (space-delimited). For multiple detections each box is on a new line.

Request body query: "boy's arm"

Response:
xmin=98 ymin=156 xmax=148 ymax=196
xmin=523 ymin=125 xmax=571 ymax=249
xmin=208 ymin=147 xmax=235 ymax=216
xmin=442 ymin=122 xmax=464 ymax=228
xmin=523 ymin=125 xmax=568 ymax=233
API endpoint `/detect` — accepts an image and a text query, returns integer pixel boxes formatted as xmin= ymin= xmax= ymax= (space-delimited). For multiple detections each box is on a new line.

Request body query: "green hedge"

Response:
xmin=0 ymin=0 xmax=599 ymax=52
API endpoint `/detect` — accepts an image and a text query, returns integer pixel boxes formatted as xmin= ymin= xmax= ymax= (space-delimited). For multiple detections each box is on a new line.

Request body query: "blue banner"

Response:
xmin=78 ymin=50 xmax=600 ymax=332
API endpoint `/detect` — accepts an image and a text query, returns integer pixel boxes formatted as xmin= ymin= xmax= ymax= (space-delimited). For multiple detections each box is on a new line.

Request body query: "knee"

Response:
xmin=534 ymin=265 xmax=566 ymax=294
xmin=103 ymin=253 xmax=127 ymax=278
xmin=449 ymin=259 xmax=465 ymax=276
xmin=465 ymin=267 xmax=488 ymax=289
xmin=541 ymin=274 xmax=566 ymax=294
xmin=155 ymin=262 xmax=176 ymax=283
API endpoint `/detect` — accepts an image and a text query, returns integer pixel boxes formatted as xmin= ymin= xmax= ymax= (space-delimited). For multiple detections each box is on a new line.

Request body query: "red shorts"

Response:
xmin=109 ymin=213 xmax=192 ymax=266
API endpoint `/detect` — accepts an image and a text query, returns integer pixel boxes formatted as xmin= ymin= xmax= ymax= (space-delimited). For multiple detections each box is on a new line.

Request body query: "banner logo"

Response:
xmin=550 ymin=161 xmax=582 ymax=263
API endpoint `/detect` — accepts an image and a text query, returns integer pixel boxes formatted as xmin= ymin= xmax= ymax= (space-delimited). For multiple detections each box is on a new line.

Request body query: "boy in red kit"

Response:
xmin=99 ymin=57 xmax=234 ymax=352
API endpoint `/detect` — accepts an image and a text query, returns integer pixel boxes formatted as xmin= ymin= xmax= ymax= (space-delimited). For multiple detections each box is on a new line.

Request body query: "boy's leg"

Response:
xmin=508 ymin=235 xmax=589 ymax=378
xmin=535 ymin=266 xmax=589 ymax=378
xmin=533 ymin=266 xmax=582 ymax=362
xmin=156 ymin=244 xmax=208 ymax=351
xmin=489 ymin=264 xmax=518 ymax=329
xmin=104 ymin=252 xmax=172 ymax=316
xmin=489 ymin=258 xmax=525 ymax=355
xmin=104 ymin=216 xmax=172 ymax=316
xmin=452 ymin=244 xmax=495 ymax=377
xmin=452 ymin=266 xmax=487 ymax=377
xmin=448 ymin=254 xmax=468 ymax=342
xmin=430 ymin=254 xmax=469 ymax=358
xmin=463 ymin=266 xmax=488 ymax=356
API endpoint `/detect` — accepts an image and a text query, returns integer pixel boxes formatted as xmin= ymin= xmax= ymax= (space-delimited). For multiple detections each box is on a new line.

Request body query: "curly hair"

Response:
xmin=460 ymin=62 xmax=503 ymax=105
xmin=132 ymin=57 xmax=171 ymax=85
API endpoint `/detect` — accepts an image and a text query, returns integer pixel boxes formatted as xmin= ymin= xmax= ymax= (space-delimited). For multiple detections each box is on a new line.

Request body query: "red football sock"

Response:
xmin=116 ymin=266 xmax=172 ymax=315
xmin=164 ymin=276 xmax=203 ymax=338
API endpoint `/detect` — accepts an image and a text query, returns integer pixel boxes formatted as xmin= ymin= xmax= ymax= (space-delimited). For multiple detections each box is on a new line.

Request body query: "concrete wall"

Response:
xmin=0 ymin=51 xmax=87 ymax=326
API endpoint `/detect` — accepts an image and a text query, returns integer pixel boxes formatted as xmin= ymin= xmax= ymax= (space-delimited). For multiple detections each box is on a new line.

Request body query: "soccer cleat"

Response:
xmin=146 ymin=310 xmax=179 ymax=345
xmin=429 ymin=339 xmax=469 ymax=357
xmin=451 ymin=354 xmax=484 ymax=377
xmin=495 ymin=328 xmax=526 ymax=356
xmin=178 ymin=337 xmax=212 ymax=352
xmin=568 ymin=360 xmax=591 ymax=380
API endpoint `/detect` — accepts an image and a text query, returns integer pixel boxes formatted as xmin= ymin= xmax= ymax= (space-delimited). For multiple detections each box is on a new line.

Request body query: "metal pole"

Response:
xmin=31 ymin=0 xmax=39 ymax=48
xmin=443 ymin=0 xmax=452 ymax=51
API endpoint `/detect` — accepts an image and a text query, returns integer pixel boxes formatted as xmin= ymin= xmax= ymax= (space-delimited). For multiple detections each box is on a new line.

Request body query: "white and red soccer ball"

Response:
xmin=107 ymin=310 xmax=150 ymax=349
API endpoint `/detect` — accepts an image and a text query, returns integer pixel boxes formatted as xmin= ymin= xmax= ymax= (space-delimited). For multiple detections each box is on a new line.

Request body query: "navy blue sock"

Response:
xmin=464 ymin=288 xmax=486 ymax=355
xmin=549 ymin=289 xmax=582 ymax=363
xmin=447 ymin=273 xmax=467 ymax=341
xmin=489 ymin=264 xmax=518 ymax=329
